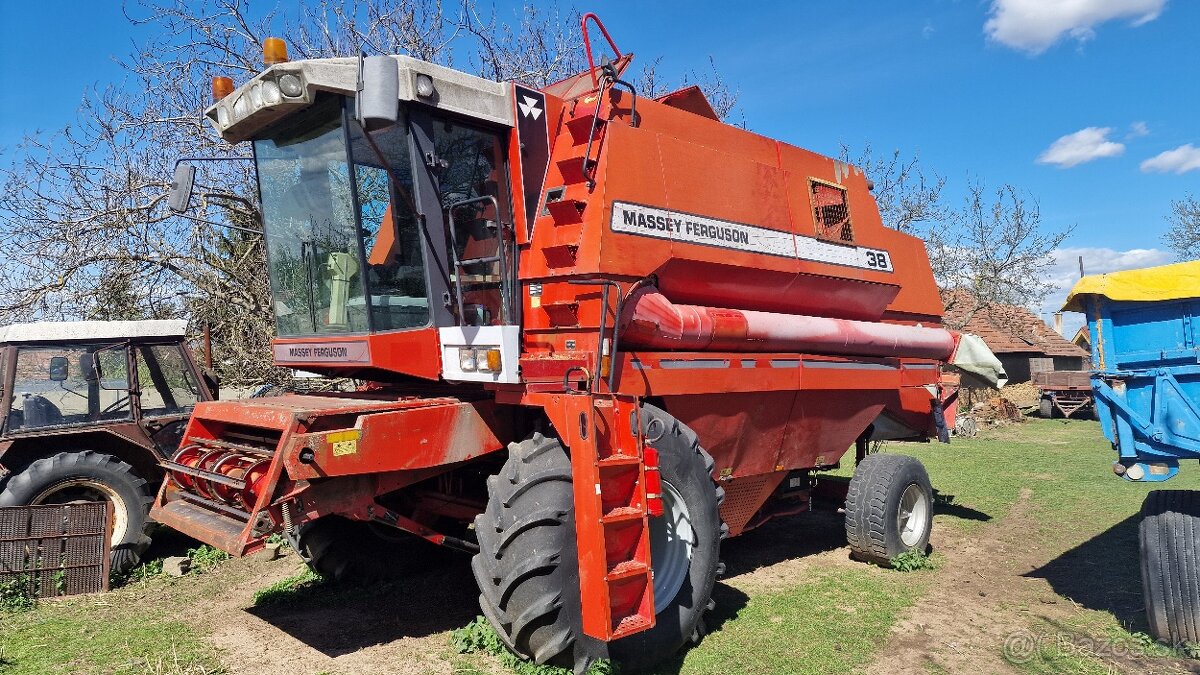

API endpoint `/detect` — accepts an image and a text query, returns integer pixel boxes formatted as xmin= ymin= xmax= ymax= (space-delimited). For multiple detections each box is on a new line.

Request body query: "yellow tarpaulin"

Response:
xmin=1062 ymin=260 xmax=1200 ymax=312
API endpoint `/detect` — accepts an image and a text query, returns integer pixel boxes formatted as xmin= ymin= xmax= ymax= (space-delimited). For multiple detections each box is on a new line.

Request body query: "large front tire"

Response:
xmin=1139 ymin=490 xmax=1200 ymax=644
xmin=472 ymin=405 xmax=723 ymax=671
xmin=0 ymin=451 xmax=153 ymax=574
xmin=845 ymin=453 xmax=933 ymax=565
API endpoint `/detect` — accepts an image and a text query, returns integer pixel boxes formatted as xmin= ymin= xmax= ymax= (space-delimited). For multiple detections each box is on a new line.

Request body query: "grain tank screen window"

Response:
xmin=811 ymin=181 xmax=853 ymax=242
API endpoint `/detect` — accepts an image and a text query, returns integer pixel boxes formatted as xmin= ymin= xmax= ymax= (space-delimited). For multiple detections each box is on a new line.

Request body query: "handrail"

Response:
xmin=581 ymin=13 xmax=622 ymax=90
xmin=445 ymin=195 xmax=512 ymax=326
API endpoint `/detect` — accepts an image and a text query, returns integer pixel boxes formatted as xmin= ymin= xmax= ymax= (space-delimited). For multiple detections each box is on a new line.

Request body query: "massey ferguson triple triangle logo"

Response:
xmin=517 ymin=96 xmax=543 ymax=120
xmin=514 ymin=85 xmax=550 ymax=232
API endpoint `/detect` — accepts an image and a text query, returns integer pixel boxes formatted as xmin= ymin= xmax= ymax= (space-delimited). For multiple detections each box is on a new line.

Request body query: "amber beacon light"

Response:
xmin=211 ymin=76 xmax=234 ymax=103
xmin=263 ymin=37 xmax=289 ymax=66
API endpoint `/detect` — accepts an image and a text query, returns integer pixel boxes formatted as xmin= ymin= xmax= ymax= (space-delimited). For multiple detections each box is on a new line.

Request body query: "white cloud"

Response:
xmin=1140 ymin=144 xmax=1200 ymax=174
xmin=1041 ymin=246 xmax=1174 ymax=335
xmin=1036 ymin=127 xmax=1125 ymax=168
xmin=985 ymin=0 xmax=1167 ymax=54
xmin=1128 ymin=121 xmax=1150 ymax=138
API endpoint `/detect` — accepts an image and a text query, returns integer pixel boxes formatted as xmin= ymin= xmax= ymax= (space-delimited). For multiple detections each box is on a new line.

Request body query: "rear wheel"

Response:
xmin=0 ymin=451 xmax=153 ymax=574
xmin=1039 ymin=397 xmax=1054 ymax=419
xmin=472 ymin=405 xmax=723 ymax=671
xmin=1139 ymin=490 xmax=1200 ymax=644
xmin=845 ymin=453 xmax=933 ymax=565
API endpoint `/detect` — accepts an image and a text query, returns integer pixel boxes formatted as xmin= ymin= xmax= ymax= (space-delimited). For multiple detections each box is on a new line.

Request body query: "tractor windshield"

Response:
xmin=254 ymin=95 xmax=429 ymax=336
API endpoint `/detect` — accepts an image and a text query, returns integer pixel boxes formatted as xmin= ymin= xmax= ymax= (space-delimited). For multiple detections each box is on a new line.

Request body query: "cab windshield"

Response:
xmin=254 ymin=96 xmax=429 ymax=336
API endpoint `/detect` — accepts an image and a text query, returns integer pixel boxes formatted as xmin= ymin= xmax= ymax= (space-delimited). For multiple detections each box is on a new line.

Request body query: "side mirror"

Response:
xmin=202 ymin=369 xmax=221 ymax=401
xmin=48 ymin=356 xmax=68 ymax=382
xmin=357 ymin=55 xmax=399 ymax=132
xmin=168 ymin=162 xmax=196 ymax=213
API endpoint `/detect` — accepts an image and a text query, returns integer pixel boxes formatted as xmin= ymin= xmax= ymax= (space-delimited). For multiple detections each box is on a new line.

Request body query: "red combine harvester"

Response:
xmin=156 ymin=16 xmax=977 ymax=670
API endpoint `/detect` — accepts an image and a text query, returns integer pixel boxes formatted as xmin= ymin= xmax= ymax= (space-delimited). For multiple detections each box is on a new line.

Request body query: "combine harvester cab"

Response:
xmin=154 ymin=15 xmax=995 ymax=670
xmin=1065 ymin=260 xmax=1200 ymax=648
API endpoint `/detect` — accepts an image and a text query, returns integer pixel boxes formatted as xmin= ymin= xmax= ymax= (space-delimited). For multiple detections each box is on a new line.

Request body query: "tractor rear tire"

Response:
xmin=472 ymin=405 xmax=723 ymax=672
xmin=0 ymin=451 xmax=153 ymax=575
xmin=1139 ymin=490 xmax=1200 ymax=644
xmin=296 ymin=515 xmax=450 ymax=583
xmin=845 ymin=453 xmax=933 ymax=566
xmin=1039 ymin=398 xmax=1054 ymax=419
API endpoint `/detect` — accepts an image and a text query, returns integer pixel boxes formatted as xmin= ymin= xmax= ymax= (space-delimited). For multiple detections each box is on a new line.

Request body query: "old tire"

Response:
xmin=1139 ymin=490 xmax=1200 ymax=644
xmin=472 ymin=405 xmax=723 ymax=671
xmin=0 ymin=451 xmax=153 ymax=574
xmin=845 ymin=453 xmax=933 ymax=565
xmin=1039 ymin=398 xmax=1054 ymax=419
xmin=296 ymin=515 xmax=449 ymax=583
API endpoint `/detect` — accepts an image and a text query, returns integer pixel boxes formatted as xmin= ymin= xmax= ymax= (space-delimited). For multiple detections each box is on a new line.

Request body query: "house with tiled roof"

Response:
xmin=942 ymin=290 xmax=1089 ymax=383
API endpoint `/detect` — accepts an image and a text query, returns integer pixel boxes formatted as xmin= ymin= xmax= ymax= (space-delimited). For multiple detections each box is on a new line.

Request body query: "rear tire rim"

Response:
xmin=648 ymin=480 xmax=695 ymax=611
xmin=897 ymin=483 xmax=929 ymax=548
xmin=31 ymin=479 xmax=129 ymax=546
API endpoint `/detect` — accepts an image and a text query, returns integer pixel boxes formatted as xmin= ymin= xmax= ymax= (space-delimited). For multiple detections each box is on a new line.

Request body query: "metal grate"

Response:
xmin=0 ymin=502 xmax=111 ymax=598
xmin=719 ymin=474 xmax=771 ymax=536
xmin=811 ymin=181 xmax=853 ymax=242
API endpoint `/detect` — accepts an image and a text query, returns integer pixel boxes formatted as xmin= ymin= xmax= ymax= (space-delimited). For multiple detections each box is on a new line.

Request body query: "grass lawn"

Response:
xmin=0 ymin=418 xmax=1192 ymax=675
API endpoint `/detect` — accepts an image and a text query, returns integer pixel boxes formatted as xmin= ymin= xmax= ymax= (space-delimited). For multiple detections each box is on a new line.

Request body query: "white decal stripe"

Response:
xmin=610 ymin=201 xmax=894 ymax=273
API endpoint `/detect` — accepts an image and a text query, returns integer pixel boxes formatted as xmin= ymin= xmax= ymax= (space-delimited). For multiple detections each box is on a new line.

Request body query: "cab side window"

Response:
xmin=136 ymin=345 xmax=200 ymax=417
xmin=9 ymin=345 xmax=131 ymax=430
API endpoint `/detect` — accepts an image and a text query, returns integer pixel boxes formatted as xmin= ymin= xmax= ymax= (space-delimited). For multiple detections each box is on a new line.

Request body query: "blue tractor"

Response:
xmin=1064 ymin=260 xmax=1200 ymax=646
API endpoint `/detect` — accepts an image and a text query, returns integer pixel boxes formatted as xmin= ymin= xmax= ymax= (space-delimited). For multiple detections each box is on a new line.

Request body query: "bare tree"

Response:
xmin=0 ymin=0 xmax=735 ymax=386
xmin=841 ymin=144 xmax=947 ymax=234
xmin=1163 ymin=194 xmax=1200 ymax=260
xmin=931 ymin=182 xmax=1072 ymax=327
xmin=636 ymin=55 xmax=741 ymax=122
xmin=845 ymin=146 xmax=1070 ymax=326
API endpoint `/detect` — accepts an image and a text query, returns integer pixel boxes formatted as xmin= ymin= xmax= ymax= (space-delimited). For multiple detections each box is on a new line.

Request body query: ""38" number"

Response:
xmin=865 ymin=250 xmax=892 ymax=271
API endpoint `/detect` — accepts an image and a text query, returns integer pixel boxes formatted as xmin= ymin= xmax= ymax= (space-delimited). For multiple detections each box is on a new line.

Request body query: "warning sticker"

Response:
xmin=609 ymin=201 xmax=893 ymax=273
xmin=327 ymin=430 xmax=360 ymax=457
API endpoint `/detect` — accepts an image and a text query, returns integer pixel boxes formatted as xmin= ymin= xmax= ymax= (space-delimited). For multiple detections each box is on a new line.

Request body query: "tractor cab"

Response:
xmin=186 ymin=55 xmax=525 ymax=384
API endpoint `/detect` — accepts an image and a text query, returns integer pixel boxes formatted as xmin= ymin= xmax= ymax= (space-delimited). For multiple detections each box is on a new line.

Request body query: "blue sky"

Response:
xmin=1 ymin=0 xmax=1196 ymax=328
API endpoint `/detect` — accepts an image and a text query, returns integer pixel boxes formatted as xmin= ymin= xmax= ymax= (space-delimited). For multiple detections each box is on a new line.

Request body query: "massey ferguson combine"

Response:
xmin=155 ymin=16 xmax=979 ymax=671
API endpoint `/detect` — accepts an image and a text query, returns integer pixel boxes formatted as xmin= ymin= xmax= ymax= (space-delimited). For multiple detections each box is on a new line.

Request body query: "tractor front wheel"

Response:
xmin=472 ymin=405 xmax=723 ymax=671
xmin=0 ymin=451 xmax=153 ymax=574
xmin=845 ymin=453 xmax=933 ymax=565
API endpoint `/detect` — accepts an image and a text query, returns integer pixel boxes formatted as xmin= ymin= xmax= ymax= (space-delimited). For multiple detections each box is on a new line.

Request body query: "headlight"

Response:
xmin=262 ymin=79 xmax=282 ymax=105
xmin=216 ymin=105 xmax=231 ymax=127
xmin=249 ymin=83 xmax=263 ymax=109
xmin=278 ymin=73 xmax=303 ymax=97
xmin=415 ymin=73 xmax=436 ymax=98
xmin=232 ymin=94 xmax=249 ymax=120
xmin=458 ymin=348 xmax=477 ymax=372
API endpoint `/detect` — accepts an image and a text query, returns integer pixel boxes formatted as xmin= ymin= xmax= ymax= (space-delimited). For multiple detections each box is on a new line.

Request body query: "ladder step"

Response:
xmin=541 ymin=243 xmax=578 ymax=269
xmin=597 ymin=454 xmax=641 ymax=467
xmin=565 ymin=114 xmax=605 ymax=145
xmin=545 ymin=198 xmax=586 ymax=225
xmin=601 ymin=506 xmax=645 ymax=523
xmin=611 ymin=615 xmax=653 ymax=640
xmin=557 ymin=156 xmax=592 ymax=185
xmin=606 ymin=560 xmax=649 ymax=581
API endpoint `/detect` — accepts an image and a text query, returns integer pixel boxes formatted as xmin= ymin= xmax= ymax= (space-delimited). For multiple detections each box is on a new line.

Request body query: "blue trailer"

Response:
xmin=1064 ymin=259 xmax=1200 ymax=646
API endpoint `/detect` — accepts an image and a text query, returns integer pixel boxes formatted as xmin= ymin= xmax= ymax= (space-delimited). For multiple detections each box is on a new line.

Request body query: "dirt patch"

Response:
xmin=865 ymin=489 xmax=1194 ymax=674
xmin=168 ymin=550 xmax=484 ymax=675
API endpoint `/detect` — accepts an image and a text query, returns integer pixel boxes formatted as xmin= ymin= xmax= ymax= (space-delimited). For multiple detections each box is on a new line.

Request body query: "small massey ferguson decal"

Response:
xmin=609 ymin=201 xmax=894 ymax=273
xmin=273 ymin=341 xmax=372 ymax=364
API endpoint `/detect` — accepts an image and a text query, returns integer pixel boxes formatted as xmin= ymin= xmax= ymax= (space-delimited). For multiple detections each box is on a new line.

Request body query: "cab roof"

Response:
xmin=0 ymin=320 xmax=188 ymax=344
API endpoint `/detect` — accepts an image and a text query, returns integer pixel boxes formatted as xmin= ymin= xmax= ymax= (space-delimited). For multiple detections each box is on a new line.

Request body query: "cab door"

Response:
xmin=132 ymin=343 xmax=203 ymax=455
xmin=410 ymin=110 xmax=516 ymax=327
